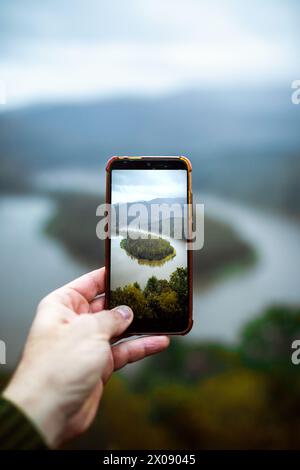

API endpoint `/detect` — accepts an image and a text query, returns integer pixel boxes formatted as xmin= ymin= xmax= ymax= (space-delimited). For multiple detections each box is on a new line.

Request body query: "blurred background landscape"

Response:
xmin=0 ymin=0 xmax=300 ymax=449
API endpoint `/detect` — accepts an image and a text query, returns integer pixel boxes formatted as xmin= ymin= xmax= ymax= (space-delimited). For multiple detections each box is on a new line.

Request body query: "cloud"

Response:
xmin=0 ymin=0 xmax=299 ymax=107
xmin=112 ymin=169 xmax=187 ymax=204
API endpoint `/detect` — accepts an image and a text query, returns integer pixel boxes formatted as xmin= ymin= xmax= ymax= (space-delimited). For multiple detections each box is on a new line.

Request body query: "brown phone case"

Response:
xmin=105 ymin=156 xmax=193 ymax=336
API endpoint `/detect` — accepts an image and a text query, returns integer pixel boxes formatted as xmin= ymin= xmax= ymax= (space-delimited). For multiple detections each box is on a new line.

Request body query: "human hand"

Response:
xmin=3 ymin=268 xmax=169 ymax=448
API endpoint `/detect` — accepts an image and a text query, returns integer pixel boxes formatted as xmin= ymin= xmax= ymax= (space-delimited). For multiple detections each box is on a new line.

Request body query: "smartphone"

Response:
xmin=105 ymin=156 xmax=193 ymax=335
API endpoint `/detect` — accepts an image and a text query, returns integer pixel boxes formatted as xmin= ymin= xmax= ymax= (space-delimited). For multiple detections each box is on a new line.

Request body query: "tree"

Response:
xmin=110 ymin=284 xmax=150 ymax=319
xmin=158 ymin=290 xmax=179 ymax=320
xmin=170 ymin=267 xmax=188 ymax=305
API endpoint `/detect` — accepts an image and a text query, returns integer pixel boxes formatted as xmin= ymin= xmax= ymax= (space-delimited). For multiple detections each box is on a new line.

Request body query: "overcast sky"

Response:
xmin=0 ymin=0 xmax=299 ymax=107
xmin=112 ymin=170 xmax=186 ymax=204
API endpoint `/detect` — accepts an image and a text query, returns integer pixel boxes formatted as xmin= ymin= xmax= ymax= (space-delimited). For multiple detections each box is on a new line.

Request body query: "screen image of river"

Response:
xmin=109 ymin=168 xmax=189 ymax=327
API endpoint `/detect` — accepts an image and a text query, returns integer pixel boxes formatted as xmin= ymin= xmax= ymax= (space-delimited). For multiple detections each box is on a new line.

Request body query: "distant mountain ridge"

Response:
xmin=1 ymin=87 xmax=299 ymax=171
xmin=112 ymin=196 xmax=186 ymax=233
xmin=113 ymin=197 xmax=186 ymax=208
xmin=0 ymin=87 xmax=300 ymax=214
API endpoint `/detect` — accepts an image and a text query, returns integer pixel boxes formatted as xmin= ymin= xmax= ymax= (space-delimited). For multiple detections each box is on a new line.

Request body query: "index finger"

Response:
xmin=112 ymin=336 xmax=170 ymax=370
xmin=65 ymin=267 xmax=106 ymax=302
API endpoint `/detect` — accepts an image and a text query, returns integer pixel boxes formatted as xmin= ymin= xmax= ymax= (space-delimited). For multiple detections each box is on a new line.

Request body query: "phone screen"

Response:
xmin=109 ymin=163 xmax=190 ymax=334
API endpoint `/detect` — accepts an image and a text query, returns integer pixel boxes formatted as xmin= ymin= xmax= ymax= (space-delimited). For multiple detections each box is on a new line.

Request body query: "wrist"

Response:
xmin=3 ymin=368 xmax=66 ymax=448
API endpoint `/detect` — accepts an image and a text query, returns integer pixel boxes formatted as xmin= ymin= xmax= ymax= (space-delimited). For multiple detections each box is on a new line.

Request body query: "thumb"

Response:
xmin=93 ymin=305 xmax=133 ymax=340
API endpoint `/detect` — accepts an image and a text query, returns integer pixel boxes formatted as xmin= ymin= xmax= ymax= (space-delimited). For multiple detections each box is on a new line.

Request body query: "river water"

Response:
xmin=0 ymin=196 xmax=88 ymax=368
xmin=190 ymin=194 xmax=300 ymax=343
xmin=111 ymin=234 xmax=187 ymax=290
xmin=1 ymin=193 xmax=300 ymax=368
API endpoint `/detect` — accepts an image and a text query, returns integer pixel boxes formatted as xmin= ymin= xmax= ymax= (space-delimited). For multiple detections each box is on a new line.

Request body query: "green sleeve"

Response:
xmin=0 ymin=396 xmax=48 ymax=450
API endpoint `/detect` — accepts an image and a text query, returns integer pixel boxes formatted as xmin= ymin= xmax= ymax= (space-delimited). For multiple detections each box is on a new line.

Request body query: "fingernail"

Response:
xmin=115 ymin=305 xmax=132 ymax=320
